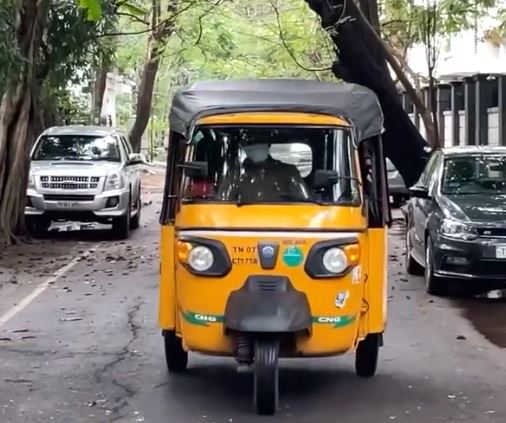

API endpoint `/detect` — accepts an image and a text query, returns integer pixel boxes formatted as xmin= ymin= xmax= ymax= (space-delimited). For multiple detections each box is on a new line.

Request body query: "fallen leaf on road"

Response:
xmin=456 ymin=335 xmax=467 ymax=340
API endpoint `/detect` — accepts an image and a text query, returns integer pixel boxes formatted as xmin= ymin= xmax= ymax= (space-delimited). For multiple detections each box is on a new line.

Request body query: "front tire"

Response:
xmin=163 ymin=331 xmax=188 ymax=373
xmin=406 ymin=226 xmax=423 ymax=275
xmin=112 ymin=194 xmax=131 ymax=239
xmin=355 ymin=334 xmax=380 ymax=378
xmin=425 ymin=239 xmax=447 ymax=296
xmin=254 ymin=338 xmax=279 ymax=415
xmin=130 ymin=192 xmax=141 ymax=230
xmin=27 ymin=217 xmax=51 ymax=238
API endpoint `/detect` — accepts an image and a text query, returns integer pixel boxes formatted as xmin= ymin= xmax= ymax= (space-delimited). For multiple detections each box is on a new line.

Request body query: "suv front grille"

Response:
xmin=40 ymin=175 xmax=100 ymax=190
xmin=44 ymin=194 xmax=95 ymax=201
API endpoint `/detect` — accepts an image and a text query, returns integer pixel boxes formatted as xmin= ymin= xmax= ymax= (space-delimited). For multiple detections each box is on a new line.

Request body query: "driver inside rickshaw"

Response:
xmin=213 ymin=136 xmax=310 ymax=204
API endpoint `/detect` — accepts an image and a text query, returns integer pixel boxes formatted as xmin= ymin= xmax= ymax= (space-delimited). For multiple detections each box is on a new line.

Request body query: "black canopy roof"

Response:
xmin=169 ymin=79 xmax=384 ymax=142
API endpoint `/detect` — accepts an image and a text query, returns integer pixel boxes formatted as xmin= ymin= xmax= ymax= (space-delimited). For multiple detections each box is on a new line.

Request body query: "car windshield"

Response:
xmin=32 ymin=135 xmax=121 ymax=162
xmin=442 ymin=155 xmax=506 ymax=195
xmin=181 ymin=125 xmax=360 ymax=205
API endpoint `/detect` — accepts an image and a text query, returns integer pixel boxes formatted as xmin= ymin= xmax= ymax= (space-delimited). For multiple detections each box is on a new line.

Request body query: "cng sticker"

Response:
xmin=182 ymin=311 xmax=224 ymax=327
xmin=312 ymin=315 xmax=356 ymax=328
xmin=282 ymin=246 xmax=304 ymax=267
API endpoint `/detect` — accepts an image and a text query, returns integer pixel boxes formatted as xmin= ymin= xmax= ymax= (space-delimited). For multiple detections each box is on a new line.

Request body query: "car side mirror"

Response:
xmin=313 ymin=169 xmax=339 ymax=189
xmin=127 ymin=153 xmax=145 ymax=166
xmin=178 ymin=161 xmax=208 ymax=178
xmin=409 ymin=186 xmax=430 ymax=199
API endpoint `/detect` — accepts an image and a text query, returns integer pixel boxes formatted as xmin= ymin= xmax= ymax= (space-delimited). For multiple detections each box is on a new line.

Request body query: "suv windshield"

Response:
xmin=32 ymin=135 xmax=121 ymax=162
xmin=443 ymin=155 xmax=506 ymax=195
xmin=181 ymin=125 xmax=360 ymax=205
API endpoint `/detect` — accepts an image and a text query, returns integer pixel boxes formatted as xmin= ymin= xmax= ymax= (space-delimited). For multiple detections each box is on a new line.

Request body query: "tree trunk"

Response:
xmin=93 ymin=56 xmax=109 ymax=123
xmin=0 ymin=0 xmax=50 ymax=244
xmin=129 ymin=52 xmax=160 ymax=153
xmin=128 ymin=0 xmax=177 ymax=153
xmin=305 ymin=0 xmax=429 ymax=186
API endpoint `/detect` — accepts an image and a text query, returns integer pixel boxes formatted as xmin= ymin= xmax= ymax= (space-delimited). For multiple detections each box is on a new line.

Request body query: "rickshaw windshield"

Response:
xmin=181 ymin=125 xmax=360 ymax=205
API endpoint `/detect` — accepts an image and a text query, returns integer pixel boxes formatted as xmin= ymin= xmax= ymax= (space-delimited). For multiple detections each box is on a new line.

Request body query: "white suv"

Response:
xmin=26 ymin=125 xmax=143 ymax=238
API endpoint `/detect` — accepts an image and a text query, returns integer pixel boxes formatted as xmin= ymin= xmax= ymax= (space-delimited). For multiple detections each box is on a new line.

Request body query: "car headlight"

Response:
xmin=440 ymin=219 xmax=478 ymax=240
xmin=27 ymin=173 xmax=35 ymax=190
xmin=322 ymin=247 xmax=348 ymax=274
xmin=105 ymin=172 xmax=125 ymax=191
xmin=188 ymin=246 xmax=214 ymax=272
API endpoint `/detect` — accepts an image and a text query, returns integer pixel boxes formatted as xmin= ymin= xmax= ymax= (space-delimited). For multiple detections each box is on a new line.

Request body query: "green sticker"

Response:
xmin=283 ymin=246 xmax=304 ymax=267
xmin=312 ymin=315 xmax=356 ymax=328
xmin=182 ymin=311 xmax=224 ymax=327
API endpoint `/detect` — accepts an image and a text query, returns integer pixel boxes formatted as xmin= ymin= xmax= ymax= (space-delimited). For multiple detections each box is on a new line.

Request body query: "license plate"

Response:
xmin=56 ymin=201 xmax=78 ymax=208
xmin=496 ymin=245 xmax=506 ymax=259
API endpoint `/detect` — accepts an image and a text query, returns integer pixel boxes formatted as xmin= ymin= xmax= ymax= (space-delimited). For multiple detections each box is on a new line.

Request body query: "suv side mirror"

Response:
xmin=409 ymin=186 xmax=430 ymax=199
xmin=127 ymin=153 xmax=145 ymax=166
xmin=178 ymin=161 xmax=208 ymax=178
xmin=313 ymin=169 xmax=339 ymax=189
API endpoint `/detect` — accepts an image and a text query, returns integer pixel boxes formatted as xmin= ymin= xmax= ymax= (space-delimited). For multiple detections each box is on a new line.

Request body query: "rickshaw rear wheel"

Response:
xmin=355 ymin=334 xmax=380 ymax=378
xmin=163 ymin=331 xmax=188 ymax=373
xmin=254 ymin=338 xmax=279 ymax=415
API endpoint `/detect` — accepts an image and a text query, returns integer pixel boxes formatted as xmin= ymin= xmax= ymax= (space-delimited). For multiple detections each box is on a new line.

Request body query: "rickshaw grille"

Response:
xmin=256 ymin=281 xmax=278 ymax=291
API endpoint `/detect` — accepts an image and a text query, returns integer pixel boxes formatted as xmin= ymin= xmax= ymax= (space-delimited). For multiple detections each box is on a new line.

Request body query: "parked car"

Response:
xmin=387 ymin=158 xmax=409 ymax=207
xmin=26 ymin=126 xmax=144 ymax=239
xmin=405 ymin=146 xmax=506 ymax=296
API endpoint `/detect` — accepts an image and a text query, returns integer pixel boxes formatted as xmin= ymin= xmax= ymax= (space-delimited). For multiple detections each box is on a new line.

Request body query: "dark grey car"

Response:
xmin=404 ymin=146 xmax=506 ymax=296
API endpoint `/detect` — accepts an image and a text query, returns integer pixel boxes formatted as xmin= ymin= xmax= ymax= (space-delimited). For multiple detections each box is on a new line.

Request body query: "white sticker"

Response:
xmin=351 ymin=266 xmax=361 ymax=284
xmin=335 ymin=291 xmax=350 ymax=309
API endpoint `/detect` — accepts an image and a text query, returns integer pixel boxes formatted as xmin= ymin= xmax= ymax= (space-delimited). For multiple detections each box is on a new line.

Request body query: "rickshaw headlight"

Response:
xmin=322 ymin=248 xmax=348 ymax=274
xmin=188 ymin=246 xmax=214 ymax=272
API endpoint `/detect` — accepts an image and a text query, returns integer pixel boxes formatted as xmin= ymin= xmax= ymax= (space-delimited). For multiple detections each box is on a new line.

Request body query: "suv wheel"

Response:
xmin=130 ymin=191 xmax=141 ymax=230
xmin=425 ymin=239 xmax=446 ymax=296
xmin=112 ymin=194 xmax=131 ymax=239
xmin=27 ymin=217 xmax=51 ymax=238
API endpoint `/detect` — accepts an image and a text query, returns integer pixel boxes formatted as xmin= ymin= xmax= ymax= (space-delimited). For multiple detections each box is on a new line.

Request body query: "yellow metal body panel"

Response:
xmin=159 ymin=226 xmax=178 ymax=331
xmin=197 ymin=112 xmax=351 ymax=127
xmin=177 ymin=204 xmax=365 ymax=231
xmin=364 ymin=227 xmax=388 ymax=334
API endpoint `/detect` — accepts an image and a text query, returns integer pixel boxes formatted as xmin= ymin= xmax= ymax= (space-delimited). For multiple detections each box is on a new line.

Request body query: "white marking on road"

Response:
xmin=0 ymin=243 xmax=100 ymax=328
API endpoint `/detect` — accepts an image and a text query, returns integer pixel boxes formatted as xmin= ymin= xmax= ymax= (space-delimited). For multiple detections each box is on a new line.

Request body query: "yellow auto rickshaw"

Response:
xmin=159 ymin=79 xmax=389 ymax=415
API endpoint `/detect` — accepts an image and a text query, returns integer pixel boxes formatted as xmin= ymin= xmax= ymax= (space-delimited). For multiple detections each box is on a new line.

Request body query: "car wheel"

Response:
xmin=130 ymin=191 xmax=141 ymax=230
xmin=405 ymin=226 xmax=423 ymax=275
xmin=27 ymin=217 xmax=51 ymax=238
xmin=112 ymin=194 xmax=131 ymax=239
xmin=425 ymin=239 xmax=446 ymax=296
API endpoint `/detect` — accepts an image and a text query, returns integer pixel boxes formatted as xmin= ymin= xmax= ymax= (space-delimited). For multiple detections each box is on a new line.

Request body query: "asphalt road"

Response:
xmin=1 ymin=200 xmax=505 ymax=423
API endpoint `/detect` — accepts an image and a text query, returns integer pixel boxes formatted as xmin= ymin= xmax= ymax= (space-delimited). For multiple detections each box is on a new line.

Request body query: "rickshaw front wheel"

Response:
xmin=254 ymin=338 xmax=279 ymax=415
xmin=163 ymin=331 xmax=188 ymax=373
xmin=355 ymin=334 xmax=380 ymax=378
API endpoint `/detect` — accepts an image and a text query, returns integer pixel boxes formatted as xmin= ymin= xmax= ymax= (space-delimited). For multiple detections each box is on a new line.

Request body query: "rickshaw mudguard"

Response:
xmin=224 ymin=275 xmax=312 ymax=333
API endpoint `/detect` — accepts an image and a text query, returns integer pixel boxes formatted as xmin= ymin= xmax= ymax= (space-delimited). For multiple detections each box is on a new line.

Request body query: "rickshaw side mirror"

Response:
xmin=178 ymin=161 xmax=208 ymax=178
xmin=313 ymin=169 xmax=339 ymax=189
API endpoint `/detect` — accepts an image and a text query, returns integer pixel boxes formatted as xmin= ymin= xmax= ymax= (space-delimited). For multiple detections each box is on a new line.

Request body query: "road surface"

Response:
xmin=1 ymin=198 xmax=505 ymax=422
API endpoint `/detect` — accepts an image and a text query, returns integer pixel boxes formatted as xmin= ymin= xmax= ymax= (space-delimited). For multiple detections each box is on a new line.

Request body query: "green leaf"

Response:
xmin=119 ymin=2 xmax=148 ymax=17
xmin=77 ymin=0 xmax=102 ymax=21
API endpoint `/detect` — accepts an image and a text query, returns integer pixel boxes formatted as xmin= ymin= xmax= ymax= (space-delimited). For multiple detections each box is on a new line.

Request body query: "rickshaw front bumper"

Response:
xmin=224 ymin=275 xmax=312 ymax=334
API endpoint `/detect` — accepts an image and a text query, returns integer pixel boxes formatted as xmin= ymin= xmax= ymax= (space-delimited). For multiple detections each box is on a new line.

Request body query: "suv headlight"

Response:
xmin=105 ymin=172 xmax=125 ymax=191
xmin=27 ymin=172 xmax=35 ymax=190
xmin=440 ymin=219 xmax=478 ymax=241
